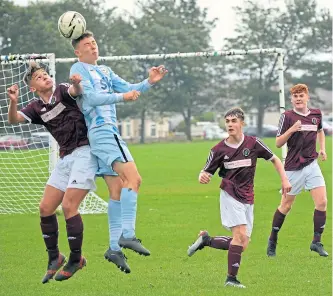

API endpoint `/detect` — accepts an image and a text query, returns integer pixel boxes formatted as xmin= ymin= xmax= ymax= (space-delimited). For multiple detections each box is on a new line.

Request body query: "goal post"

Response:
xmin=0 ymin=48 xmax=287 ymax=214
xmin=0 ymin=53 xmax=107 ymax=214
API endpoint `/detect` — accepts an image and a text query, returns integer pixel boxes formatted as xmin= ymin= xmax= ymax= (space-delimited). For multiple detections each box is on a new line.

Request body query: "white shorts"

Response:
xmin=47 ymin=145 xmax=98 ymax=192
xmin=286 ymin=160 xmax=326 ymax=196
xmin=220 ymin=190 xmax=254 ymax=237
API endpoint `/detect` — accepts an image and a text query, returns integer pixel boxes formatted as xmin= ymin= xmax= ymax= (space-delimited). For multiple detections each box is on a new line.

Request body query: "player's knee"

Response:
xmin=233 ymin=233 xmax=247 ymax=246
xmin=280 ymin=202 xmax=292 ymax=213
xmin=127 ymin=174 xmax=142 ymax=191
xmin=39 ymin=202 xmax=55 ymax=216
xmin=61 ymin=199 xmax=76 ymax=215
xmin=315 ymin=198 xmax=327 ymax=211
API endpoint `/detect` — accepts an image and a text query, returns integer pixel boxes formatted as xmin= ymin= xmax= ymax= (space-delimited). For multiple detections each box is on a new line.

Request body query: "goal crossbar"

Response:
xmin=0 ymin=48 xmax=286 ymax=214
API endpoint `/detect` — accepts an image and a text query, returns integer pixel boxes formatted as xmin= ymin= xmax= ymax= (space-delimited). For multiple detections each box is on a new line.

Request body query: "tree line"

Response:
xmin=0 ymin=0 xmax=331 ymax=141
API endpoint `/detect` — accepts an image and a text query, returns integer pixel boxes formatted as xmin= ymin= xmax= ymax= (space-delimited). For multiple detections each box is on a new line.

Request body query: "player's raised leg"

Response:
xmin=103 ymin=175 xmax=131 ymax=273
xmin=310 ymin=186 xmax=328 ymax=256
xmin=113 ymin=161 xmax=150 ymax=256
xmin=187 ymin=231 xmax=232 ymax=256
xmin=39 ymin=185 xmax=66 ymax=284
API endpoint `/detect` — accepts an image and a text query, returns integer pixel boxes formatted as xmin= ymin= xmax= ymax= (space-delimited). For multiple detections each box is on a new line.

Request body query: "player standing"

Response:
xmin=70 ymin=31 xmax=167 ymax=273
xmin=267 ymin=84 xmax=328 ymax=257
xmin=7 ymin=63 xmax=98 ymax=282
xmin=187 ymin=107 xmax=291 ymax=288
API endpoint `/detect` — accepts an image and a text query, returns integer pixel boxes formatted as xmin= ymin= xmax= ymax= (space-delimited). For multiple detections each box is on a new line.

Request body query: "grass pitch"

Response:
xmin=0 ymin=138 xmax=331 ymax=296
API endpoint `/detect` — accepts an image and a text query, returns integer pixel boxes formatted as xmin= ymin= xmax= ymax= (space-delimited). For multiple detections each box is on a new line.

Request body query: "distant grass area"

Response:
xmin=0 ymin=138 xmax=331 ymax=295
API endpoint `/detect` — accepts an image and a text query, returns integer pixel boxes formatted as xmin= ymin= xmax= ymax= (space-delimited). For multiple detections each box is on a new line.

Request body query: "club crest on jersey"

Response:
xmin=243 ymin=148 xmax=250 ymax=157
xmin=312 ymin=118 xmax=317 ymax=124
xmin=100 ymin=67 xmax=109 ymax=75
xmin=50 ymin=96 xmax=56 ymax=105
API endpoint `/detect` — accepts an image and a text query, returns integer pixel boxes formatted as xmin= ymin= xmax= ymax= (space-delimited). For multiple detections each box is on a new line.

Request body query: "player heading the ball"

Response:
xmin=70 ymin=30 xmax=167 ymax=273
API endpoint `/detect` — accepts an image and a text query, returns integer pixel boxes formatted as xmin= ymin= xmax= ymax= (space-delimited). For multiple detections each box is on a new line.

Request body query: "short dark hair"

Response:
xmin=23 ymin=61 xmax=46 ymax=86
xmin=71 ymin=30 xmax=94 ymax=49
xmin=224 ymin=107 xmax=245 ymax=121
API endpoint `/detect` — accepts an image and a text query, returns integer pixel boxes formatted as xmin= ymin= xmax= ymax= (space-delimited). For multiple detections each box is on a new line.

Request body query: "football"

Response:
xmin=58 ymin=11 xmax=86 ymax=39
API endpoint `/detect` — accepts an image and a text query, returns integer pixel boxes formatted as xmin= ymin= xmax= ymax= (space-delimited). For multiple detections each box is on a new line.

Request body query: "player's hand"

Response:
xmin=7 ymin=84 xmax=19 ymax=103
xmin=123 ymin=90 xmax=141 ymax=101
xmin=281 ymin=178 xmax=292 ymax=197
xmin=198 ymin=170 xmax=212 ymax=184
xmin=148 ymin=65 xmax=168 ymax=84
xmin=290 ymin=120 xmax=302 ymax=133
xmin=318 ymin=149 xmax=327 ymax=161
xmin=70 ymin=74 xmax=82 ymax=85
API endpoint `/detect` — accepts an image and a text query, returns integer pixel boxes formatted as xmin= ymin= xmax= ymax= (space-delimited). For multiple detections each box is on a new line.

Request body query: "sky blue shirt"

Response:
xmin=70 ymin=61 xmax=152 ymax=131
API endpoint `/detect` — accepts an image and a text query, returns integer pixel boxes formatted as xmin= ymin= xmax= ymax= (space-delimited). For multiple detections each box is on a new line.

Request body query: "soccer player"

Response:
xmin=267 ymin=84 xmax=328 ymax=257
xmin=69 ymin=31 xmax=167 ymax=273
xmin=187 ymin=107 xmax=291 ymax=288
xmin=7 ymin=62 xmax=98 ymax=283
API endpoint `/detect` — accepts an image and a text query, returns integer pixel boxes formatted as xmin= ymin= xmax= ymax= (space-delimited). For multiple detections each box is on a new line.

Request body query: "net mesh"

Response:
xmin=0 ymin=57 xmax=107 ymax=214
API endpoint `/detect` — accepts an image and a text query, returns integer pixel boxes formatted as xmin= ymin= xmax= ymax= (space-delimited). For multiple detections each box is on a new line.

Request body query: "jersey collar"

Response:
xmin=293 ymin=108 xmax=311 ymax=117
xmin=224 ymin=133 xmax=245 ymax=149
xmin=35 ymin=92 xmax=54 ymax=105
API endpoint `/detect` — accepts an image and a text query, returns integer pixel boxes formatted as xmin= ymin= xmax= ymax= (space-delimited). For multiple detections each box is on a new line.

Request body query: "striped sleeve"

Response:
xmin=202 ymin=148 xmax=223 ymax=175
xmin=277 ymin=113 xmax=288 ymax=136
xmin=255 ymin=137 xmax=275 ymax=161
xmin=318 ymin=110 xmax=323 ymax=131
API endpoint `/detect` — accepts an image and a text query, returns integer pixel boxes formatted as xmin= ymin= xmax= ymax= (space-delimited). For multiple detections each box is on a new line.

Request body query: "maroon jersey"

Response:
xmin=203 ymin=135 xmax=274 ymax=204
xmin=19 ymin=83 xmax=89 ymax=157
xmin=277 ymin=109 xmax=322 ymax=171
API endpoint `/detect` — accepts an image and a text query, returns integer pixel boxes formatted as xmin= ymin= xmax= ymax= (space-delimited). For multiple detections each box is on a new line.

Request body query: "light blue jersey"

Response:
xmin=70 ymin=62 xmax=152 ymax=132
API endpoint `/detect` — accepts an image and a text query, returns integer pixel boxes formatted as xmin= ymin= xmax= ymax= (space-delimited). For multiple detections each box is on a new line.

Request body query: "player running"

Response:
xmin=7 ymin=62 xmax=98 ymax=283
xmin=187 ymin=107 xmax=291 ymax=288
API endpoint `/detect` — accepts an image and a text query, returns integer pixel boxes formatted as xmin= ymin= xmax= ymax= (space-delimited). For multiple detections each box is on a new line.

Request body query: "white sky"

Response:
xmin=14 ymin=0 xmax=333 ymax=50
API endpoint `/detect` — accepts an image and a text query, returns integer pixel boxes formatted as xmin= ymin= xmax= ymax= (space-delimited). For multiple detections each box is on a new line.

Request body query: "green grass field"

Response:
xmin=0 ymin=138 xmax=332 ymax=296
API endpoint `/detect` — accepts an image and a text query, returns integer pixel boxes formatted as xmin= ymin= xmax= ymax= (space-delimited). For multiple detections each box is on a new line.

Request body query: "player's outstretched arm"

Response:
xmin=7 ymin=84 xmax=25 ymax=124
xmin=317 ymin=129 xmax=327 ymax=161
xmin=111 ymin=65 xmax=167 ymax=94
xmin=276 ymin=120 xmax=301 ymax=148
xmin=270 ymin=156 xmax=292 ymax=197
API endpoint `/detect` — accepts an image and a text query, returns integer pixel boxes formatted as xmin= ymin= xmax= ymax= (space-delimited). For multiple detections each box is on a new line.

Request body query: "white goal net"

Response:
xmin=0 ymin=54 xmax=107 ymax=214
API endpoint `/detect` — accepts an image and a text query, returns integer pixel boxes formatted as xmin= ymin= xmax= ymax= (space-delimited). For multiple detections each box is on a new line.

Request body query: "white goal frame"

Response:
xmin=0 ymin=48 xmax=286 ymax=214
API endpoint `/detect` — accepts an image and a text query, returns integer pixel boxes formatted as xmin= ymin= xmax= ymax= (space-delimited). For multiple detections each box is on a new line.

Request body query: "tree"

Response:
xmin=223 ymin=0 xmax=332 ymax=135
xmin=123 ymin=0 xmax=219 ymax=141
